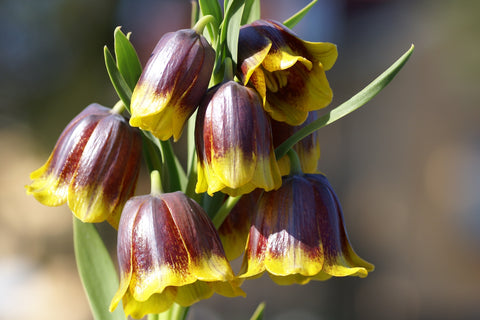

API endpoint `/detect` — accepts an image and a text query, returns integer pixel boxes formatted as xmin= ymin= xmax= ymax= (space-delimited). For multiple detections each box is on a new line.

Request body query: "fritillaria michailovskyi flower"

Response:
xmin=26 ymin=103 xmax=142 ymax=228
xmin=130 ymin=28 xmax=215 ymax=141
xmin=239 ymin=174 xmax=374 ymax=285
xmin=110 ymin=191 xmax=244 ymax=319
xmin=237 ymin=19 xmax=338 ymax=126
xmin=195 ymin=81 xmax=281 ymax=196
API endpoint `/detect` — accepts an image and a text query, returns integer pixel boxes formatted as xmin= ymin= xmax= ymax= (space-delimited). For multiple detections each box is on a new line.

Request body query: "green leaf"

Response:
xmin=104 ymin=46 xmax=132 ymax=111
xmin=220 ymin=0 xmax=246 ymax=64
xmin=275 ymin=45 xmax=415 ymax=160
xmin=241 ymin=0 xmax=261 ymax=25
xmin=198 ymin=0 xmax=222 ymax=42
xmin=73 ymin=218 xmax=126 ymax=320
xmin=283 ymin=0 xmax=317 ymax=29
xmin=249 ymin=302 xmax=266 ymax=320
xmin=114 ymin=27 xmax=142 ymax=91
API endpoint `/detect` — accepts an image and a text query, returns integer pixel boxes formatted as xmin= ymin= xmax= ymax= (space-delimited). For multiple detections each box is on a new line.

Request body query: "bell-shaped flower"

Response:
xmin=26 ymin=103 xmax=142 ymax=228
xmin=195 ymin=81 xmax=282 ymax=197
xmin=130 ymin=28 xmax=215 ymax=141
xmin=272 ymin=111 xmax=321 ymax=176
xmin=239 ymin=174 xmax=374 ymax=285
xmin=218 ymin=189 xmax=262 ymax=261
xmin=237 ymin=19 xmax=337 ymax=126
xmin=110 ymin=190 xmax=245 ymax=319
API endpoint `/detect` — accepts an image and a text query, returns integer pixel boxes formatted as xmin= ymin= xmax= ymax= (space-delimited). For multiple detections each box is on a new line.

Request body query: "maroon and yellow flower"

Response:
xmin=195 ymin=81 xmax=282 ymax=196
xmin=26 ymin=103 xmax=142 ymax=228
xmin=237 ymin=19 xmax=337 ymax=126
xmin=239 ymin=174 xmax=373 ymax=285
xmin=130 ymin=28 xmax=215 ymax=141
xmin=110 ymin=191 xmax=244 ymax=319
xmin=218 ymin=189 xmax=262 ymax=261
xmin=272 ymin=111 xmax=321 ymax=176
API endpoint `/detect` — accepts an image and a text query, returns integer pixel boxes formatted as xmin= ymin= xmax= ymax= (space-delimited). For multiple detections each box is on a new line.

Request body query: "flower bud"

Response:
xmin=237 ymin=19 xmax=337 ymax=125
xmin=195 ymin=81 xmax=282 ymax=196
xmin=239 ymin=174 xmax=373 ymax=285
xmin=130 ymin=28 xmax=215 ymax=141
xmin=110 ymin=191 xmax=244 ymax=319
xmin=26 ymin=103 xmax=142 ymax=228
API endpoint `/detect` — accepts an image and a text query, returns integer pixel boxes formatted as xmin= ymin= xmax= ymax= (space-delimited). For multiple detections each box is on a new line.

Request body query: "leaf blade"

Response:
xmin=283 ymin=0 xmax=317 ymax=29
xmin=114 ymin=27 xmax=142 ymax=91
xmin=221 ymin=0 xmax=246 ymax=64
xmin=104 ymin=45 xmax=132 ymax=110
xmin=275 ymin=45 xmax=415 ymax=160
xmin=241 ymin=0 xmax=261 ymax=25
xmin=249 ymin=302 xmax=266 ymax=320
xmin=73 ymin=218 xmax=125 ymax=320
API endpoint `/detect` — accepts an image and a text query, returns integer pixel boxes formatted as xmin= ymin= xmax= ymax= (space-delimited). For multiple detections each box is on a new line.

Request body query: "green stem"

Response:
xmin=274 ymin=45 xmax=414 ymax=160
xmin=110 ymin=100 xmax=125 ymax=114
xmin=148 ymin=314 xmax=160 ymax=320
xmin=150 ymin=170 xmax=163 ymax=195
xmin=193 ymin=15 xmax=215 ymax=34
xmin=170 ymin=304 xmax=189 ymax=320
xmin=287 ymin=149 xmax=303 ymax=175
xmin=212 ymin=195 xmax=242 ymax=229
xmin=185 ymin=111 xmax=202 ymax=202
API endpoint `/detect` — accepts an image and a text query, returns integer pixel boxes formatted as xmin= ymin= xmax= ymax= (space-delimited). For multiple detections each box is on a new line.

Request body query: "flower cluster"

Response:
xmin=27 ymin=14 xmax=378 ymax=319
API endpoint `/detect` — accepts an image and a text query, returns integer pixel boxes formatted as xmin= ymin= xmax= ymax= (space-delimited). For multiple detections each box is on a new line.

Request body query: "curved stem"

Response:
xmin=287 ymin=149 xmax=303 ymax=175
xmin=193 ymin=15 xmax=215 ymax=34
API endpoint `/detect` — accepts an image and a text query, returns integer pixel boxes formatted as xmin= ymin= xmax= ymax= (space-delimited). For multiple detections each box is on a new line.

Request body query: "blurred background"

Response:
xmin=1 ymin=0 xmax=479 ymax=319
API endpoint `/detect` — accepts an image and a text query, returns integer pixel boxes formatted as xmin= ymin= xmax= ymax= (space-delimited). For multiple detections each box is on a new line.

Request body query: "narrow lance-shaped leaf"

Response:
xmin=221 ymin=0 xmax=246 ymax=65
xmin=73 ymin=218 xmax=126 ymax=320
xmin=104 ymin=46 xmax=132 ymax=110
xmin=114 ymin=27 xmax=142 ymax=90
xmin=275 ymin=45 xmax=415 ymax=160
xmin=250 ymin=302 xmax=266 ymax=320
xmin=283 ymin=0 xmax=318 ymax=29
xmin=241 ymin=0 xmax=261 ymax=25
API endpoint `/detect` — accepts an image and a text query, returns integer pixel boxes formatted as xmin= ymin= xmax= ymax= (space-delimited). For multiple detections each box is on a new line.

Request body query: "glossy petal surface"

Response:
xmin=26 ymin=103 xmax=142 ymax=228
xmin=110 ymin=192 xmax=244 ymax=318
xmin=130 ymin=29 xmax=215 ymax=141
xmin=195 ymin=81 xmax=281 ymax=196
xmin=239 ymin=174 xmax=373 ymax=285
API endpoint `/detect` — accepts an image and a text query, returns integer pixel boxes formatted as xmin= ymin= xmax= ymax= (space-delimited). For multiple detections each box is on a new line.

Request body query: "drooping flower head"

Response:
xmin=272 ymin=111 xmax=321 ymax=176
xmin=26 ymin=103 xmax=142 ymax=228
xmin=239 ymin=174 xmax=374 ymax=285
xmin=110 ymin=191 xmax=244 ymax=319
xmin=237 ymin=19 xmax=338 ymax=126
xmin=130 ymin=28 xmax=215 ymax=141
xmin=195 ymin=81 xmax=282 ymax=196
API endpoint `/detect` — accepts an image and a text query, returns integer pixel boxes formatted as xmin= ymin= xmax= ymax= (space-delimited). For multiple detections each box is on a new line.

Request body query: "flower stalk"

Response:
xmin=193 ymin=15 xmax=215 ymax=35
xmin=150 ymin=170 xmax=163 ymax=195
